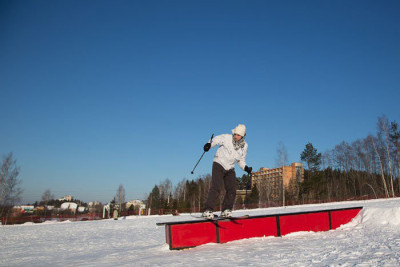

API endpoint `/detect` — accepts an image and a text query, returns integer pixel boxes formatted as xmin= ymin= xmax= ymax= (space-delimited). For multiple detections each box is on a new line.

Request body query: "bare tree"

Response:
xmin=275 ymin=141 xmax=289 ymax=167
xmin=257 ymin=179 xmax=272 ymax=207
xmin=42 ymin=189 xmax=54 ymax=205
xmin=159 ymin=178 xmax=172 ymax=206
xmin=389 ymin=121 xmax=400 ymax=193
xmin=370 ymin=135 xmax=390 ymax=198
xmin=41 ymin=189 xmax=54 ymax=216
xmin=322 ymin=150 xmax=333 ymax=169
xmin=0 ymin=153 xmax=23 ymax=221
xmin=116 ymin=184 xmax=125 ymax=213
xmin=377 ymin=115 xmax=395 ymax=197
xmin=276 ymin=142 xmax=289 ymax=206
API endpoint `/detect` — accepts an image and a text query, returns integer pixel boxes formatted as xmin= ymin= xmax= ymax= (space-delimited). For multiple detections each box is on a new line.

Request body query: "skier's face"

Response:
xmin=234 ymin=134 xmax=243 ymax=141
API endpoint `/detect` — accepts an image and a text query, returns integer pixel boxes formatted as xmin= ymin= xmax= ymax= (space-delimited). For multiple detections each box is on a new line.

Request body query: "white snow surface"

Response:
xmin=2 ymin=198 xmax=400 ymax=266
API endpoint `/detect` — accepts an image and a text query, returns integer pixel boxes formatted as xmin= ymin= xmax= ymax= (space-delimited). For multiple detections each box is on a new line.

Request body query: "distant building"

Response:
xmin=236 ymin=190 xmax=250 ymax=203
xmin=126 ymin=200 xmax=146 ymax=216
xmin=20 ymin=205 xmax=34 ymax=213
xmin=34 ymin=206 xmax=45 ymax=212
xmin=88 ymin=201 xmax=102 ymax=207
xmin=126 ymin=200 xmax=146 ymax=210
xmin=58 ymin=195 xmax=73 ymax=202
xmin=60 ymin=202 xmax=78 ymax=213
xmin=251 ymin=163 xmax=304 ymax=200
xmin=11 ymin=205 xmax=34 ymax=215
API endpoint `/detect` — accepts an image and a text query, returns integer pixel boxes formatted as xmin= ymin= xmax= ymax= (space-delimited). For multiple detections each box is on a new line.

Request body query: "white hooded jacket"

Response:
xmin=210 ymin=134 xmax=248 ymax=171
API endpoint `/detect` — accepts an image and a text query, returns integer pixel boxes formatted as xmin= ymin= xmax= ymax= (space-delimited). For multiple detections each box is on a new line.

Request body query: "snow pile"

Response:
xmin=361 ymin=207 xmax=400 ymax=227
xmin=339 ymin=204 xmax=400 ymax=233
xmin=1 ymin=198 xmax=400 ymax=266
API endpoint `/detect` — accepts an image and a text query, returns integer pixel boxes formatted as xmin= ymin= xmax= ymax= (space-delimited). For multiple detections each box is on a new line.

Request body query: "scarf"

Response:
xmin=232 ymin=135 xmax=245 ymax=150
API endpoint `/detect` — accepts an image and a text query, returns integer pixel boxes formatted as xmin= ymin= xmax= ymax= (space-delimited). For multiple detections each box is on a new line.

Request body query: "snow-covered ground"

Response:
xmin=2 ymin=198 xmax=400 ymax=266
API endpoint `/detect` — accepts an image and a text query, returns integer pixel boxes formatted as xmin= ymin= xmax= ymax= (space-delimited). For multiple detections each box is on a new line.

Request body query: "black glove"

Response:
xmin=244 ymin=165 xmax=252 ymax=174
xmin=204 ymin=143 xmax=211 ymax=152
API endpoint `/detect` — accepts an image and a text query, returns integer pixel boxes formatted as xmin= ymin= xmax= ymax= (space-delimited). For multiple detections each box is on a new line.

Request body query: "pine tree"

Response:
xmin=245 ymin=184 xmax=259 ymax=206
xmin=149 ymin=185 xmax=160 ymax=210
xmin=301 ymin=142 xmax=322 ymax=172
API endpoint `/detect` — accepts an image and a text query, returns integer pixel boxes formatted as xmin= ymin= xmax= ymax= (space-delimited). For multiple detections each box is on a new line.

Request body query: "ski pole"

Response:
xmin=191 ymin=133 xmax=214 ymax=174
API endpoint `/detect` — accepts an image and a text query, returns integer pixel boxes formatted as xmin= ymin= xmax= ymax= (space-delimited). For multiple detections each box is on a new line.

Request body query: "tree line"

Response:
xmin=146 ymin=115 xmax=400 ymax=212
xmin=306 ymin=115 xmax=400 ymax=200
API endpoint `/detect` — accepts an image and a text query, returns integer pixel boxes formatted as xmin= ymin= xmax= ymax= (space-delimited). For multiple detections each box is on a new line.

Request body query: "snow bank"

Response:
xmin=361 ymin=207 xmax=400 ymax=227
xmin=338 ymin=205 xmax=400 ymax=232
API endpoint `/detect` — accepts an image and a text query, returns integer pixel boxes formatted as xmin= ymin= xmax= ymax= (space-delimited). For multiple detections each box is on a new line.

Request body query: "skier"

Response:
xmin=202 ymin=124 xmax=252 ymax=219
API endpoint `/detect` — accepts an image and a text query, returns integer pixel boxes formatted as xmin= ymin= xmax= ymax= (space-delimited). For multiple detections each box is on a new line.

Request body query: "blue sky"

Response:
xmin=1 ymin=0 xmax=399 ymax=204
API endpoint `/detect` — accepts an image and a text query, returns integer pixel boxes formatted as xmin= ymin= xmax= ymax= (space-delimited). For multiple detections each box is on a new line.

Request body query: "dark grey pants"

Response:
xmin=203 ymin=162 xmax=236 ymax=212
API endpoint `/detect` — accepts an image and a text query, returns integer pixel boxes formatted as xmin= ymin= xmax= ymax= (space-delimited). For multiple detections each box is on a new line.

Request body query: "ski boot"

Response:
xmin=220 ymin=209 xmax=232 ymax=218
xmin=202 ymin=209 xmax=214 ymax=219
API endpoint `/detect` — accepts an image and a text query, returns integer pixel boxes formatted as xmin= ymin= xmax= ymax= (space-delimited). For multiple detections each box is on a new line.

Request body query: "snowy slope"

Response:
xmin=1 ymin=198 xmax=400 ymax=266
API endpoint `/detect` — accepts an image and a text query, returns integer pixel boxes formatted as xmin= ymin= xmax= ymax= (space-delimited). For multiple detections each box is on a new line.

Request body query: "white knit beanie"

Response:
xmin=232 ymin=124 xmax=246 ymax=137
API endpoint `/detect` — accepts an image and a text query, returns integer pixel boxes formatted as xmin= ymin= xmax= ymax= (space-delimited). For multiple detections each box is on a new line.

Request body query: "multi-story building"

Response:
xmin=58 ymin=195 xmax=73 ymax=202
xmin=251 ymin=162 xmax=304 ymax=200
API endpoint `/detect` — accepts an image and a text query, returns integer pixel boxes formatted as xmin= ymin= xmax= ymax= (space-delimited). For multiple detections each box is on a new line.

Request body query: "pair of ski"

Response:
xmin=192 ymin=214 xmax=249 ymax=221
xmin=156 ymin=214 xmax=249 ymax=226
